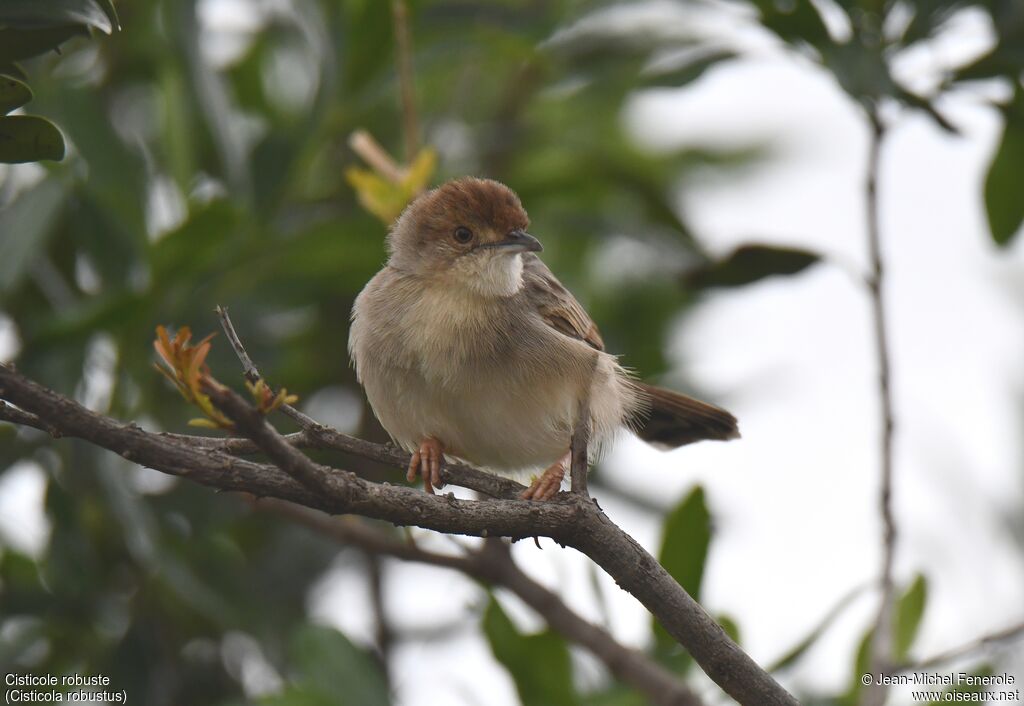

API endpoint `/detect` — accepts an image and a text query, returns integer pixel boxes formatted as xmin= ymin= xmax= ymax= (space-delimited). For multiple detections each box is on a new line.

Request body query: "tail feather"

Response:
xmin=632 ymin=382 xmax=740 ymax=449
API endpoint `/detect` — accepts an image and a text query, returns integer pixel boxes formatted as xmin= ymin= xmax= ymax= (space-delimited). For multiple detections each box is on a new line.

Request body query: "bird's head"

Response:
xmin=387 ymin=177 xmax=542 ymax=297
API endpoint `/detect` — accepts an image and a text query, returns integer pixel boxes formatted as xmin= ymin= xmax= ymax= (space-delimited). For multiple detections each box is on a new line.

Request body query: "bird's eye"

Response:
xmin=453 ymin=226 xmax=473 ymax=244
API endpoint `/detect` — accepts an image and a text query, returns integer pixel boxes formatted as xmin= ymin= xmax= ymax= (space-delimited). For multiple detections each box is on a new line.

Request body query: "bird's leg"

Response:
xmin=520 ymin=452 xmax=569 ymax=501
xmin=407 ymin=437 xmax=445 ymax=494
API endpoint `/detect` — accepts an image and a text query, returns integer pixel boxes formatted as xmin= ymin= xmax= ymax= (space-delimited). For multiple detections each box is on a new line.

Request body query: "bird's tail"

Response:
xmin=630 ymin=382 xmax=740 ymax=449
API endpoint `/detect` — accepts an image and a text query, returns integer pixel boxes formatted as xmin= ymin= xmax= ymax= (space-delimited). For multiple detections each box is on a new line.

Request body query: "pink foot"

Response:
xmin=407 ymin=437 xmax=444 ymax=494
xmin=520 ymin=453 xmax=569 ymax=501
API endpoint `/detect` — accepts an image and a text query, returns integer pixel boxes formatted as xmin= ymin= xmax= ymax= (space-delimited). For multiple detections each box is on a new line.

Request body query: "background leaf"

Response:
xmin=0 ymin=0 xmax=114 ymax=34
xmin=483 ymin=596 xmax=578 ymax=706
xmin=894 ymin=574 xmax=928 ymax=660
xmin=983 ymin=85 xmax=1024 ymax=246
xmin=652 ymin=486 xmax=711 ymax=670
xmin=0 ymin=75 xmax=33 ymax=115
xmin=0 ymin=25 xmax=89 ymax=64
xmin=0 ymin=178 xmax=67 ymax=292
xmin=0 ymin=114 xmax=65 ymax=162
xmin=284 ymin=624 xmax=389 ymax=706
xmin=684 ymin=244 xmax=821 ymax=289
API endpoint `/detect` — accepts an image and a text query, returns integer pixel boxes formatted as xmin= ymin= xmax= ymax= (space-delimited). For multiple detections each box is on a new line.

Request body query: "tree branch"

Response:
xmin=348 ymin=130 xmax=405 ymax=184
xmin=899 ymin=620 xmax=1024 ymax=671
xmin=0 ymin=363 xmax=797 ymax=705
xmin=863 ymin=110 xmax=897 ymax=706
xmin=216 ymin=305 xmax=320 ymax=430
xmin=258 ymin=500 xmax=703 ymax=706
xmin=390 ymin=0 xmax=419 ymax=160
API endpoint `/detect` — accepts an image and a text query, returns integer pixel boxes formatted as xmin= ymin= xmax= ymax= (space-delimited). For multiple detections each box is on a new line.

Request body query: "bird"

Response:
xmin=349 ymin=177 xmax=739 ymax=500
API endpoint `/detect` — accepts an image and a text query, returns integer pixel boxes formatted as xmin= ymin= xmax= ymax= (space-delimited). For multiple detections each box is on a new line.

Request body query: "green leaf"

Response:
xmin=346 ymin=148 xmax=437 ymax=225
xmin=820 ymin=41 xmax=896 ymax=107
xmin=0 ymin=114 xmax=65 ymax=162
xmin=684 ymin=244 xmax=821 ymax=289
xmin=750 ymin=0 xmax=833 ymax=48
xmin=652 ymin=486 xmax=711 ymax=669
xmin=894 ymin=574 xmax=927 ymax=660
xmin=0 ymin=25 xmax=88 ymax=63
xmin=583 ymin=686 xmax=649 ymax=706
xmin=839 ymin=575 xmax=928 ymax=705
xmin=0 ymin=178 xmax=67 ymax=293
xmin=0 ymin=0 xmax=114 ymax=34
xmin=984 ymin=86 xmax=1024 ymax=246
xmin=0 ymin=74 xmax=32 ymax=114
xmin=483 ymin=597 xmax=578 ymax=706
xmin=287 ymin=625 xmax=389 ymax=706
xmin=717 ymin=613 xmax=741 ymax=644
xmin=658 ymin=486 xmax=711 ymax=600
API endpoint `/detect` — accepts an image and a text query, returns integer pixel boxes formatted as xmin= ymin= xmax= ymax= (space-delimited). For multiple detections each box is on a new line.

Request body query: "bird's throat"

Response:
xmin=452 ymin=252 xmax=525 ymax=298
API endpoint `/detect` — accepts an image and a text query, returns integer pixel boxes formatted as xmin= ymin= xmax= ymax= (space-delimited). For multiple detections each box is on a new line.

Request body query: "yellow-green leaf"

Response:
xmin=346 ymin=147 xmax=437 ymax=225
xmin=346 ymin=167 xmax=406 ymax=224
xmin=404 ymin=147 xmax=437 ymax=195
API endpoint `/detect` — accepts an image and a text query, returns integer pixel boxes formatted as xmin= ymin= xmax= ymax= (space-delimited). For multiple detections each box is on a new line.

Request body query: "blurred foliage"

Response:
xmin=483 ymin=597 xmax=578 ymax=706
xmin=0 ymin=0 xmax=118 ymax=162
xmin=683 ymin=244 xmax=821 ymax=289
xmin=748 ymin=0 xmax=1024 ymax=244
xmin=0 ymin=0 xmax=1021 ymax=704
xmin=651 ymin=485 xmax=710 ymax=674
xmin=840 ymin=574 xmax=929 ymax=705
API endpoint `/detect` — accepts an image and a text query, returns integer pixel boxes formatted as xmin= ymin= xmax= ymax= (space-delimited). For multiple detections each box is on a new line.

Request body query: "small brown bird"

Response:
xmin=349 ymin=177 xmax=738 ymax=500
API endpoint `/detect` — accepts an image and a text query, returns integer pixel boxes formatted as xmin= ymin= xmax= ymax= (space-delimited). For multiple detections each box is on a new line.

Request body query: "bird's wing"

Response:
xmin=522 ymin=253 xmax=605 ymax=352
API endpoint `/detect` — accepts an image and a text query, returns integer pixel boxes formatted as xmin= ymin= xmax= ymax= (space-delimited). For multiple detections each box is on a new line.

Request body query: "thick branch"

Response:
xmin=0 ymin=364 xmax=797 ymax=705
xmin=260 ymin=501 xmax=702 ymax=706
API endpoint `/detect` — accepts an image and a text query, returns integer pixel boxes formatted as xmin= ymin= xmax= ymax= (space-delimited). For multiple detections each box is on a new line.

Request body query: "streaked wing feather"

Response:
xmin=522 ymin=254 xmax=604 ymax=351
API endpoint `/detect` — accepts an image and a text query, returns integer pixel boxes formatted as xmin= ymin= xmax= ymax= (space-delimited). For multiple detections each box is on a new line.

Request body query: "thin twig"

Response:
xmin=215 ymin=306 xmax=322 ymax=430
xmin=391 ymin=0 xmax=419 ymax=160
xmin=203 ymin=381 xmax=337 ymax=497
xmin=349 ymin=130 xmax=405 ymax=184
xmin=863 ymin=110 xmax=897 ymax=706
xmin=899 ymin=620 xmax=1024 ymax=671
xmin=365 ymin=550 xmax=393 ymax=682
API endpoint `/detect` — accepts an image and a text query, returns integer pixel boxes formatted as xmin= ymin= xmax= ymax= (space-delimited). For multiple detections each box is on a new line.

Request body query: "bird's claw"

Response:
xmin=520 ymin=454 xmax=568 ymax=501
xmin=407 ymin=437 xmax=444 ymax=493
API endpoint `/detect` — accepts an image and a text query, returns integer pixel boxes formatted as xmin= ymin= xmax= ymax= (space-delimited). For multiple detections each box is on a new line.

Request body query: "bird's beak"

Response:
xmin=483 ymin=229 xmax=543 ymax=253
